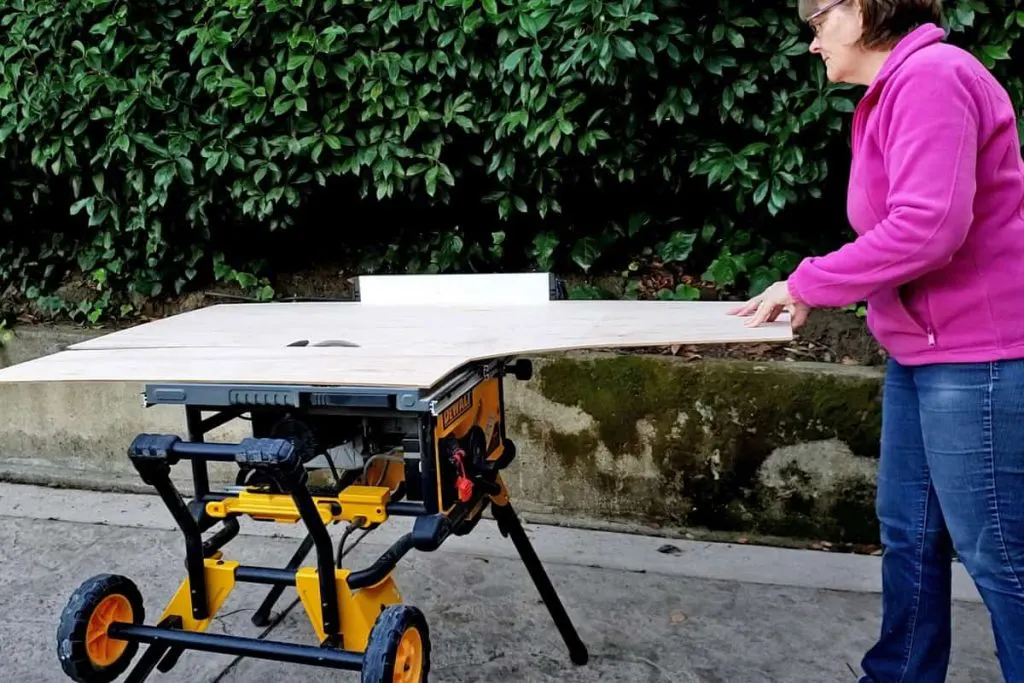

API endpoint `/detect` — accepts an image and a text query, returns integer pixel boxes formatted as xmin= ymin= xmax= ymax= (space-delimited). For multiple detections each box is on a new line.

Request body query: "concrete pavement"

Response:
xmin=0 ymin=483 xmax=1002 ymax=682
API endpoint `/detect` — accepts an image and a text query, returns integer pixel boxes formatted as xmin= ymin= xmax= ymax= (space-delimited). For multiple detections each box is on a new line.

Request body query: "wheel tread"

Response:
xmin=56 ymin=573 xmax=144 ymax=683
xmin=361 ymin=604 xmax=431 ymax=683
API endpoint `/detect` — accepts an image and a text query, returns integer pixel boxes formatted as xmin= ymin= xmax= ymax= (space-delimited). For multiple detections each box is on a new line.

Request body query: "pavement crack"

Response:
xmin=214 ymin=607 xmax=252 ymax=621
xmin=208 ymin=597 xmax=303 ymax=682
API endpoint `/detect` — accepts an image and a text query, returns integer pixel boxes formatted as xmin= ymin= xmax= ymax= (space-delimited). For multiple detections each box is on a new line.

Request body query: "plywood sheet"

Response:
xmin=68 ymin=301 xmax=789 ymax=355
xmin=0 ymin=300 xmax=791 ymax=388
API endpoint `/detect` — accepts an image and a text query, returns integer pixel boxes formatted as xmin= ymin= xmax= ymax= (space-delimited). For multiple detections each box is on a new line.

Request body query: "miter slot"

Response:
xmin=425 ymin=360 xmax=502 ymax=416
xmin=423 ymin=367 xmax=481 ymax=405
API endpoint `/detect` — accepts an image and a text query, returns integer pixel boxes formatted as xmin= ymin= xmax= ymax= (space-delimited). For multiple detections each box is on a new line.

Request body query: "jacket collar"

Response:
xmin=865 ymin=22 xmax=947 ymax=98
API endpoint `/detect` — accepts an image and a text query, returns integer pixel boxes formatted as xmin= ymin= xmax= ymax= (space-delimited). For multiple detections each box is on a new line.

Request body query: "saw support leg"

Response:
xmin=251 ymin=534 xmax=315 ymax=627
xmin=122 ymin=616 xmax=182 ymax=683
xmin=490 ymin=500 xmax=589 ymax=665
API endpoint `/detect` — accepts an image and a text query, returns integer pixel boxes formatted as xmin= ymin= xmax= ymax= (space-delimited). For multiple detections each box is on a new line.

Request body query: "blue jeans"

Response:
xmin=860 ymin=359 xmax=1024 ymax=682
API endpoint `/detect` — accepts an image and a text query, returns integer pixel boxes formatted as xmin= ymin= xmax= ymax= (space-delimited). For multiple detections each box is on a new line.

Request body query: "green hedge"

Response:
xmin=0 ymin=0 xmax=1019 ymax=321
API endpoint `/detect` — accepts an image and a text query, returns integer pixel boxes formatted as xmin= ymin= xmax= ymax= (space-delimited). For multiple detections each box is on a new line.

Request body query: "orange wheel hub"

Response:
xmin=85 ymin=594 xmax=133 ymax=667
xmin=393 ymin=627 xmax=423 ymax=683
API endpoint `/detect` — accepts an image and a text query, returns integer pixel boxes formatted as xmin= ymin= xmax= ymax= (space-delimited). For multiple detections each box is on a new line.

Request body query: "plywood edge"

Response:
xmin=0 ymin=347 xmax=475 ymax=389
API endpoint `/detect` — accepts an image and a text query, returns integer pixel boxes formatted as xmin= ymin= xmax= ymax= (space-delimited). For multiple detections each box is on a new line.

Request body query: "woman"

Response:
xmin=730 ymin=1 xmax=1024 ymax=681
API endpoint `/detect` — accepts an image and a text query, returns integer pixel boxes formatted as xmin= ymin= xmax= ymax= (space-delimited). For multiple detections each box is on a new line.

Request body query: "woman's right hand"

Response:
xmin=727 ymin=280 xmax=811 ymax=329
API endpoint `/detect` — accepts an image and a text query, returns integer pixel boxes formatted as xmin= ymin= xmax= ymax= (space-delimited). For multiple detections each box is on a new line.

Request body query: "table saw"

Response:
xmin=0 ymin=272 xmax=791 ymax=683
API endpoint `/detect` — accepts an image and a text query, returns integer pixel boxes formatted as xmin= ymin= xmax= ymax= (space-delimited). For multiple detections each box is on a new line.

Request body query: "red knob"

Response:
xmin=456 ymin=476 xmax=474 ymax=502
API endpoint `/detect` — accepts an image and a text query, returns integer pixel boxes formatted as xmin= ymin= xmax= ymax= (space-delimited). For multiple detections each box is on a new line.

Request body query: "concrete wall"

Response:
xmin=0 ymin=325 xmax=885 ymax=545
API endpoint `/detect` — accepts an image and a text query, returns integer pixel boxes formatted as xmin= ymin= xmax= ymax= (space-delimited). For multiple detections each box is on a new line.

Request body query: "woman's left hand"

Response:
xmin=727 ymin=280 xmax=810 ymax=329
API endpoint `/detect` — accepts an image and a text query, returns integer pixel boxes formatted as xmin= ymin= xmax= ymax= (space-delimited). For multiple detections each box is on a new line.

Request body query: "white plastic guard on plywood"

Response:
xmin=354 ymin=272 xmax=558 ymax=306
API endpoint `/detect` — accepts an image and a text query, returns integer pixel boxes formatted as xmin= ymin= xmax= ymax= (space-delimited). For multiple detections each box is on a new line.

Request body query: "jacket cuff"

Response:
xmin=786 ymin=274 xmax=807 ymax=306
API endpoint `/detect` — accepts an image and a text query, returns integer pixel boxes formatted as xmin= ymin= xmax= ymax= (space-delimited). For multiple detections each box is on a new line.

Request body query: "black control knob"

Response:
xmin=506 ymin=358 xmax=533 ymax=381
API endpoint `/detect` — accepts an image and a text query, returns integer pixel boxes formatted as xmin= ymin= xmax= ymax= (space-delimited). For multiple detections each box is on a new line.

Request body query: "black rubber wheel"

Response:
xmin=56 ymin=573 xmax=145 ymax=683
xmin=361 ymin=604 xmax=431 ymax=683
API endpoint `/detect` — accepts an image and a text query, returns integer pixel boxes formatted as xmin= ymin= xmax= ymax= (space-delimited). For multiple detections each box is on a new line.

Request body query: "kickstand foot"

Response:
xmin=491 ymin=501 xmax=589 ymax=665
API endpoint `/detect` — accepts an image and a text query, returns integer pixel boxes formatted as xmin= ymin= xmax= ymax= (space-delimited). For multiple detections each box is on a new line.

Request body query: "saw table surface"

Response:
xmin=0 ymin=281 xmax=792 ymax=389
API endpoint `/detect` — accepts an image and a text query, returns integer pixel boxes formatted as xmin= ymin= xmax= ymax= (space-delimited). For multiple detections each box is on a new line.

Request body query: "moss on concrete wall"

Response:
xmin=511 ymin=354 xmax=883 ymax=544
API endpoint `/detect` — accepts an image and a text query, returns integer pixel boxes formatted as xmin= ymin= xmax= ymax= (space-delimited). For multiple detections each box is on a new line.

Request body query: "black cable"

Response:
xmin=322 ymin=450 xmax=343 ymax=492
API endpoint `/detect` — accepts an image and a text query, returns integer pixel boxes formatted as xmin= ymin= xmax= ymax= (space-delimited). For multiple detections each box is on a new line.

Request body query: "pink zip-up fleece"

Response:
xmin=786 ymin=23 xmax=1024 ymax=366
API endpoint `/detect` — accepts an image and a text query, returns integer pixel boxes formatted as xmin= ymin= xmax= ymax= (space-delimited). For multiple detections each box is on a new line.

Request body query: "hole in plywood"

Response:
xmin=286 ymin=339 xmax=360 ymax=348
xmin=311 ymin=339 xmax=360 ymax=347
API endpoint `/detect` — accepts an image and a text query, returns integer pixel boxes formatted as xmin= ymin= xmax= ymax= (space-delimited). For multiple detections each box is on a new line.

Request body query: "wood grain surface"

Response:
xmin=0 ymin=300 xmax=791 ymax=388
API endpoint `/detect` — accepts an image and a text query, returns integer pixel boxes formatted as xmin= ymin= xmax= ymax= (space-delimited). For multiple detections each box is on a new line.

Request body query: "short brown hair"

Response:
xmin=799 ymin=0 xmax=944 ymax=49
xmin=858 ymin=0 xmax=944 ymax=48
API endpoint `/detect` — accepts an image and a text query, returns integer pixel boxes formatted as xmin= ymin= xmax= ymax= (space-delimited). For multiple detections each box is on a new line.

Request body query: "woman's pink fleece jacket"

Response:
xmin=786 ymin=23 xmax=1024 ymax=366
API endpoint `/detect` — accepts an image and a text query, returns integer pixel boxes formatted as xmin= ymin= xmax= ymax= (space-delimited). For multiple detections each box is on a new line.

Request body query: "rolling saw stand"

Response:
xmin=54 ymin=275 xmax=588 ymax=683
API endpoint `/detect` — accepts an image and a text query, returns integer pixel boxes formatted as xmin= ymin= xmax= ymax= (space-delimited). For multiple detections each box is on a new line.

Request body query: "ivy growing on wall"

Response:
xmin=0 ymin=0 xmax=1018 ymax=321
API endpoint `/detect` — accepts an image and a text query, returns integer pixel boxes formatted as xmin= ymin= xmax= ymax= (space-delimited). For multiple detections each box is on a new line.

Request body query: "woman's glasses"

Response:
xmin=805 ymin=0 xmax=848 ymax=34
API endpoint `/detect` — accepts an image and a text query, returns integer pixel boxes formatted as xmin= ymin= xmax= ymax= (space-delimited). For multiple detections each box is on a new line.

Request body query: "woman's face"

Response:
xmin=803 ymin=0 xmax=869 ymax=84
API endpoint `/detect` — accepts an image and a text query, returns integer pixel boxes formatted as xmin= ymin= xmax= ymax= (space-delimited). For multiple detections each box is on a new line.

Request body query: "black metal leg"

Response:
xmin=491 ymin=501 xmax=589 ymax=665
xmin=253 ymin=450 xmax=341 ymax=644
xmin=124 ymin=617 xmax=182 ymax=683
xmin=186 ymin=407 xmax=211 ymax=499
xmin=110 ymin=623 xmax=362 ymax=671
xmin=124 ymin=644 xmax=169 ymax=683
xmin=151 ymin=478 xmax=209 ymax=621
xmin=252 ymin=534 xmax=315 ymax=627
xmin=128 ymin=454 xmax=210 ymax=623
